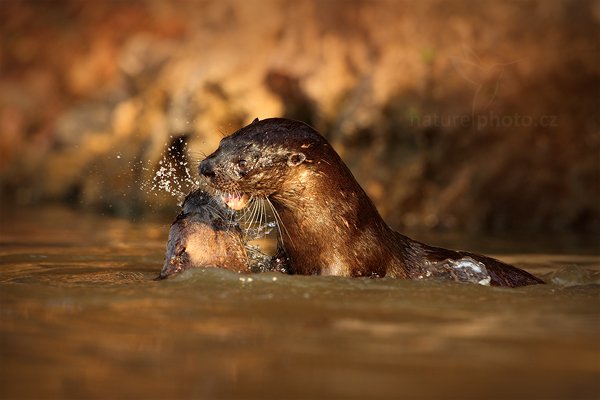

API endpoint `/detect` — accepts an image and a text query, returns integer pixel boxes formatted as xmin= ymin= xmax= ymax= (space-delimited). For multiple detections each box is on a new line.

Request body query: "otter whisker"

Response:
xmin=247 ymin=196 xmax=262 ymax=238
xmin=238 ymin=193 xmax=256 ymax=220
xmin=253 ymin=196 xmax=261 ymax=228
xmin=240 ymin=195 xmax=253 ymax=220
xmin=260 ymin=197 xmax=266 ymax=235
xmin=266 ymin=197 xmax=294 ymax=251
xmin=187 ymin=150 xmax=208 ymax=160
xmin=239 ymin=196 xmax=275 ymax=240
xmin=241 ymin=198 xmax=253 ymax=236
xmin=248 ymin=196 xmax=259 ymax=224
xmin=239 ymin=195 xmax=257 ymax=238
xmin=253 ymin=201 xmax=262 ymax=237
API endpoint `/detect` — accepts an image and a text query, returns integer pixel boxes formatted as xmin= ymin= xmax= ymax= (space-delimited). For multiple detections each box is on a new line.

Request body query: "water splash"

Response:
xmin=246 ymin=244 xmax=276 ymax=273
xmin=422 ymin=257 xmax=491 ymax=285
xmin=242 ymin=220 xmax=277 ymax=240
xmin=138 ymin=137 xmax=202 ymax=203
xmin=151 ymin=158 xmax=189 ymax=199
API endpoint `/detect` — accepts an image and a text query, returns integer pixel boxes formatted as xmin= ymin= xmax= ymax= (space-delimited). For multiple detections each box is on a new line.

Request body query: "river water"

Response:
xmin=0 ymin=206 xmax=598 ymax=399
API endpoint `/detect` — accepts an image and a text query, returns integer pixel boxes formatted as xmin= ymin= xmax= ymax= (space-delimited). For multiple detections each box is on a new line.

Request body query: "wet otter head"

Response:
xmin=158 ymin=189 xmax=249 ymax=279
xmin=199 ymin=118 xmax=386 ymax=276
xmin=198 ymin=118 xmax=342 ymax=210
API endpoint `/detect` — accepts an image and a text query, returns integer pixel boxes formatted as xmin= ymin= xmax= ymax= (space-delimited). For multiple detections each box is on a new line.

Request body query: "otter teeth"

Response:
xmin=223 ymin=193 xmax=250 ymax=210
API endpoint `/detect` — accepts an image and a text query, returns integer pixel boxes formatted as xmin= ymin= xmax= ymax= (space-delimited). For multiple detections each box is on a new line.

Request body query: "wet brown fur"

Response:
xmin=158 ymin=190 xmax=249 ymax=279
xmin=199 ymin=118 xmax=544 ymax=287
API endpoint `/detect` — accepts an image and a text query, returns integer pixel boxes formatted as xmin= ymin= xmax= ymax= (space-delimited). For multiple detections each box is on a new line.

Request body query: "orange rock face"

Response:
xmin=0 ymin=0 xmax=597 ymax=233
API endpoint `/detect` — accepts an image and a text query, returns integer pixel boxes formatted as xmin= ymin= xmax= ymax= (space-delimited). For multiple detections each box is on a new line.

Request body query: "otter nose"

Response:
xmin=199 ymin=159 xmax=215 ymax=178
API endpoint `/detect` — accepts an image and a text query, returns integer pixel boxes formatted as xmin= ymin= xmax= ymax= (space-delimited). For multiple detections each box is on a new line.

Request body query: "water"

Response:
xmin=0 ymin=206 xmax=599 ymax=400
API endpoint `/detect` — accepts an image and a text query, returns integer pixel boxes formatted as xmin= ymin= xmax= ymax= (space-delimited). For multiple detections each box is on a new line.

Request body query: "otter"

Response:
xmin=158 ymin=189 xmax=250 ymax=279
xmin=158 ymin=189 xmax=287 ymax=279
xmin=198 ymin=118 xmax=544 ymax=287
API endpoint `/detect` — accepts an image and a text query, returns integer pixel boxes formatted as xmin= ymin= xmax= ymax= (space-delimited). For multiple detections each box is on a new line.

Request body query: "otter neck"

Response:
xmin=269 ymin=160 xmax=396 ymax=276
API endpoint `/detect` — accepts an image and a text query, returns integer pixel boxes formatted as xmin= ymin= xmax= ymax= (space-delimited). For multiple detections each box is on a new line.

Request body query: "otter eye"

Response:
xmin=287 ymin=152 xmax=306 ymax=167
xmin=236 ymin=159 xmax=250 ymax=176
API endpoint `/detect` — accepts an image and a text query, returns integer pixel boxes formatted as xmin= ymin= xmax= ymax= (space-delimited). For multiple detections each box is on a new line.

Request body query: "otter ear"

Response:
xmin=252 ymin=117 xmax=260 ymax=124
xmin=287 ymin=152 xmax=306 ymax=167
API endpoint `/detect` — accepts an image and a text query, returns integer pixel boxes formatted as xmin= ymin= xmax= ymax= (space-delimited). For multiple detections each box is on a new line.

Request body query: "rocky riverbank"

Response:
xmin=1 ymin=0 xmax=598 ymax=233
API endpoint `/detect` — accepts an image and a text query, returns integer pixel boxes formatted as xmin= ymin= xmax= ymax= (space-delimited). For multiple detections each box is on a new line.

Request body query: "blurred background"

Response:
xmin=0 ymin=0 xmax=598 ymax=234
